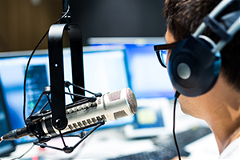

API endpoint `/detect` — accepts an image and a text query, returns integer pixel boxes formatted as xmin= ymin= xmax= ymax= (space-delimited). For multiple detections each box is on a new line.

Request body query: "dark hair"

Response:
xmin=163 ymin=0 xmax=240 ymax=91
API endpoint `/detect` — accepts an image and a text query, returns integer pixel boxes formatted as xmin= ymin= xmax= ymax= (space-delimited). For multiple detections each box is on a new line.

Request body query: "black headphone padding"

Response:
xmin=168 ymin=35 xmax=221 ymax=97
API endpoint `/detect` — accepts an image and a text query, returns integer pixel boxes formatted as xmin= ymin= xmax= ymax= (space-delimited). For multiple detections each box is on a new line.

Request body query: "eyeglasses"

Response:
xmin=154 ymin=42 xmax=178 ymax=68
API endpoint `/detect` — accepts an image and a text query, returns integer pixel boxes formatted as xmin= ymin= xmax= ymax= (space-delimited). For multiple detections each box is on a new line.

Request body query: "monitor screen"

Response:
xmin=0 ymin=52 xmax=50 ymax=144
xmin=90 ymin=38 xmax=175 ymax=139
xmin=89 ymin=37 xmax=175 ymax=99
xmin=0 ymin=81 xmax=15 ymax=157
xmin=125 ymin=44 xmax=174 ymax=99
xmin=0 ymin=45 xmax=131 ymax=144
xmin=123 ymin=98 xmax=172 ymax=138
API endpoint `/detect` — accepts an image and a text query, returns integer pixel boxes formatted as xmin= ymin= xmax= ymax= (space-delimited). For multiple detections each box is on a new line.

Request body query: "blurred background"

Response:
xmin=0 ymin=0 xmax=62 ymax=52
xmin=0 ymin=0 xmax=166 ymax=52
xmin=0 ymin=0 xmax=217 ymax=159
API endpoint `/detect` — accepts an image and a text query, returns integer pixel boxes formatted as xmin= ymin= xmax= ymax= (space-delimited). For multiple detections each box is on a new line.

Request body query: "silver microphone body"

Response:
xmin=1 ymin=88 xmax=137 ymax=141
xmin=41 ymin=87 xmax=137 ymax=138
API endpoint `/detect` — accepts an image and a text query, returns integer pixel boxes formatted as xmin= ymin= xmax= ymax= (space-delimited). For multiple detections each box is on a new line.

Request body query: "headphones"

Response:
xmin=168 ymin=0 xmax=240 ymax=97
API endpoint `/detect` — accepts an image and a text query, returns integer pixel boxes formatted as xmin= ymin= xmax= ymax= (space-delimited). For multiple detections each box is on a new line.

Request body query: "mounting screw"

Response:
xmin=55 ymin=119 xmax=63 ymax=128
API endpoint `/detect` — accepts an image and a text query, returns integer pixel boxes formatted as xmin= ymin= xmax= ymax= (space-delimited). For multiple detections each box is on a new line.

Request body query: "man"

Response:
xmin=157 ymin=0 xmax=240 ymax=159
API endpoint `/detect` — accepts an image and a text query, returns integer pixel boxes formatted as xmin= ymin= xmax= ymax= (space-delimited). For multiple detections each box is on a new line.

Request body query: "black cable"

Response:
xmin=11 ymin=143 xmax=35 ymax=160
xmin=173 ymin=91 xmax=181 ymax=160
xmin=23 ymin=5 xmax=70 ymax=125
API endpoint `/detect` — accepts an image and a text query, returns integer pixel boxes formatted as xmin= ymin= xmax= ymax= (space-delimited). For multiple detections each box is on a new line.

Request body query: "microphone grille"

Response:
xmin=108 ymin=90 xmax=121 ymax=102
xmin=126 ymin=88 xmax=138 ymax=114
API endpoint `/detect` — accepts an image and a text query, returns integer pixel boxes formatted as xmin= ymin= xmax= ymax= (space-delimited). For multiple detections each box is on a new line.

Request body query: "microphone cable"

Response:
xmin=13 ymin=4 xmax=71 ymax=159
xmin=173 ymin=91 xmax=181 ymax=160
xmin=11 ymin=143 xmax=35 ymax=160
xmin=23 ymin=4 xmax=70 ymax=125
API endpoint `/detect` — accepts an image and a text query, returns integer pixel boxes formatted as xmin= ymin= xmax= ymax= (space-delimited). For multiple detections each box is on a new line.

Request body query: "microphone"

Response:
xmin=1 ymin=87 xmax=137 ymax=142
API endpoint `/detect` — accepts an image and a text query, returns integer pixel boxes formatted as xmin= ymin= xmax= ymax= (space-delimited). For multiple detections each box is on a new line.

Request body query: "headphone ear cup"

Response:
xmin=168 ymin=35 xmax=221 ymax=97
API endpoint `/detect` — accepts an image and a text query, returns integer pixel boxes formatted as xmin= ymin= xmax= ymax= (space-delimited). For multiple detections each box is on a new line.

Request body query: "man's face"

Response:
xmin=165 ymin=28 xmax=203 ymax=119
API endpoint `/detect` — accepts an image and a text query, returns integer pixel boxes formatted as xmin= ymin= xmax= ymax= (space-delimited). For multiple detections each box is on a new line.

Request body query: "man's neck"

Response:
xmin=204 ymin=77 xmax=240 ymax=154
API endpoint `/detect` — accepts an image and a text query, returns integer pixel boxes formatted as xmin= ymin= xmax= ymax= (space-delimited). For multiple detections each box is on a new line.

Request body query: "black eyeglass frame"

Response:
xmin=154 ymin=42 xmax=178 ymax=68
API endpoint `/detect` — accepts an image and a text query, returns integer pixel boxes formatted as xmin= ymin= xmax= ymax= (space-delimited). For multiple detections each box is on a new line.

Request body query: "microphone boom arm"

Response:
xmin=48 ymin=23 xmax=84 ymax=130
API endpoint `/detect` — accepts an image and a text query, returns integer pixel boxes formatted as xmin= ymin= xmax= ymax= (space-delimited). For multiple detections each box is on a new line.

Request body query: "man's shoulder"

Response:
xmin=219 ymin=137 xmax=240 ymax=160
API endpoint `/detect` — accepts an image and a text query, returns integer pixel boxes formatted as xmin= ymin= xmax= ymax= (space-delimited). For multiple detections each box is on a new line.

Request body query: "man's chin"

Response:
xmin=180 ymin=105 xmax=198 ymax=118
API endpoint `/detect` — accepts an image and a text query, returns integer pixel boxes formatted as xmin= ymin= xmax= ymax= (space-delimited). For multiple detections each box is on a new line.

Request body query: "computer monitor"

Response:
xmin=0 ymin=81 xmax=15 ymax=157
xmin=124 ymin=98 xmax=172 ymax=138
xmin=89 ymin=37 xmax=175 ymax=99
xmin=0 ymin=45 xmax=131 ymax=144
xmin=89 ymin=37 xmax=175 ymax=138
xmin=0 ymin=51 xmax=50 ymax=144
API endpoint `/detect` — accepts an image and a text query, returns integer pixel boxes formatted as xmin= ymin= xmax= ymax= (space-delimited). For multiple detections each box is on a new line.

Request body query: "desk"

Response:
xmin=1 ymin=127 xmax=219 ymax=160
xmin=1 ymin=128 xmax=157 ymax=160
xmin=185 ymin=133 xmax=219 ymax=159
xmin=1 ymin=99 xmax=219 ymax=160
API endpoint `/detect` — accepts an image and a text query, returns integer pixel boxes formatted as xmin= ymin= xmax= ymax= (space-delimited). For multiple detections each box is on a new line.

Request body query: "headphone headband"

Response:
xmin=193 ymin=0 xmax=240 ymax=54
